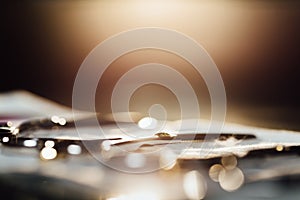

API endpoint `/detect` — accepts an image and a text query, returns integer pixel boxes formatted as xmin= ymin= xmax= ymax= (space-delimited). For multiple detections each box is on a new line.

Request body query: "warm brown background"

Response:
xmin=2 ymin=0 xmax=300 ymax=130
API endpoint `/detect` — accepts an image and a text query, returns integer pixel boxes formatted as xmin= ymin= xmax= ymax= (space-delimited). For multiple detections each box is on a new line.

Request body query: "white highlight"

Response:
xmin=51 ymin=115 xmax=66 ymax=126
xmin=51 ymin=115 xmax=60 ymax=123
xmin=23 ymin=139 xmax=37 ymax=147
xmin=40 ymin=147 xmax=57 ymax=160
xmin=101 ymin=140 xmax=111 ymax=151
xmin=67 ymin=144 xmax=82 ymax=155
xmin=58 ymin=118 xmax=67 ymax=126
xmin=2 ymin=137 xmax=9 ymax=143
xmin=138 ymin=117 xmax=157 ymax=129
xmin=45 ymin=140 xmax=55 ymax=148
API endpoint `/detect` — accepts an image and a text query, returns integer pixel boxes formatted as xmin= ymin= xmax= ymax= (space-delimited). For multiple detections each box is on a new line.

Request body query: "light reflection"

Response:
xmin=102 ymin=140 xmax=112 ymax=151
xmin=221 ymin=155 xmax=237 ymax=170
xmin=12 ymin=128 xmax=19 ymax=135
xmin=58 ymin=118 xmax=67 ymax=126
xmin=125 ymin=153 xmax=146 ymax=169
xmin=2 ymin=136 xmax=9 ymax=143
xmin=7 ymin=121 xmax=13 ymax=127
xmin=101 ymin=140 xmax=114 ymax=161
xmin=23 ymin=139 xmax=37 ymax=147
xmin=138 ymin=117 xmax=157 ymax=129
xmin=67 ymin=144 xmax=82 ymax=155
xmin=276 ymin=145 xmax=284 ymax=152
xmin=51 ymin=115 xmax=60 ymax=123
xmin=218 ymin=167 xmax=244 ymax=192
xmin=209 ymin=155 xmax=245 ymax=191
xmin=208 ymin=164 xmax=224 ymax=182
xmin=51 ymin=115 xmax=67 ymax=126
xmin=183 ymin=170 xmax=207 ymax=200
xmin=45 ymin=140 xmax=55 ymax=148
xmin=40 ymin=147 xmax=57 ymax=160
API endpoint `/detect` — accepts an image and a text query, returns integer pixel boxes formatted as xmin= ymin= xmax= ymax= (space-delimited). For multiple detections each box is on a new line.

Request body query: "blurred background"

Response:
xmin=2 ymin=0 xmax=300 ymax=130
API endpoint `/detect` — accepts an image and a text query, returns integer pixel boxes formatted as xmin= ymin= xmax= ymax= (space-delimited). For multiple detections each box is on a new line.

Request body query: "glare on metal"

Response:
xmin=102 ymin=140 xmax=112 ymax=151
xmin=45 ymin=140 xmax=55 ymax=148
xmin=23 ymin=139 xmax=37 ymax=147
xmin=67 ymin=144 xmax=82 ymax=155
xmin=40 ymin=147 xmax=57 ymax=160
xmin=138 ymin=117 xmax=157 ymax=129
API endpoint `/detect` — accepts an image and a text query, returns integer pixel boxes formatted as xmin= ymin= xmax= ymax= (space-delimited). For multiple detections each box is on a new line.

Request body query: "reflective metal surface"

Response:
xmin=1 ymin=118 xmax=300 ymax=199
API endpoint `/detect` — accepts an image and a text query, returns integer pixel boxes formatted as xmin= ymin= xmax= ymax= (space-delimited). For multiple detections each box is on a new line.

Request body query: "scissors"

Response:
xmin=0 ymin=117 xmax=299 ymax=162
